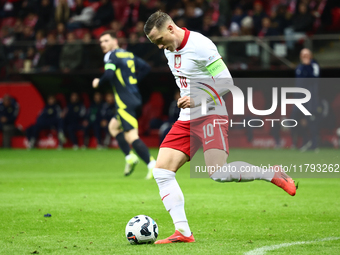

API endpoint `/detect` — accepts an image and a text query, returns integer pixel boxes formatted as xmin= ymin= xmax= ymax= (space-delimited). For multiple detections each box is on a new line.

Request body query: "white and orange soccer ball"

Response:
xmin=125 ymin=215 xmax=158 ymax=244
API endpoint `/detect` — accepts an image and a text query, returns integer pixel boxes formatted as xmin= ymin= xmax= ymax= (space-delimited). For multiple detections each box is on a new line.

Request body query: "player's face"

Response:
xmin=300 ymin=49 xmax=312 ymax=65
xmin=147 ymin=25 xmax=177 ymax=52
xmin=94 ymin=92 xmax=101 ymax=103
xmin=106 ymin=94 xmax=114 ymax=104
xmin=99 ymin=34 xmax=117 ymax=54
xmin=47 ymin=96 xmax=56 ymax=105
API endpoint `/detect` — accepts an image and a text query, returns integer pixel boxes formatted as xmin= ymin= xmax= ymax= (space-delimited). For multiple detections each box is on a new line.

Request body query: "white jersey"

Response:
xmin=164 ymin=28 xmax=232 ymax=121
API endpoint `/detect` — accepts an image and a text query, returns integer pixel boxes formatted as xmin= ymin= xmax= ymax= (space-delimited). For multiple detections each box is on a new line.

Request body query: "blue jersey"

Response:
xmin=38 ymin=103 xmax=62 ymax=120
xmin=295 ymin=60 xmax=320 ymax=114
xmin=65 ymin=102 xmax=86 ymax=124
xmin=295 ymin=60 xmax=320 ymax=78
xmin=98 ymin=49 xmax=150 ymax=110
xmin=0 ymin=98 xmax=19 ymax=125
xmin=87 ymin=102 xmax=103 ymax=123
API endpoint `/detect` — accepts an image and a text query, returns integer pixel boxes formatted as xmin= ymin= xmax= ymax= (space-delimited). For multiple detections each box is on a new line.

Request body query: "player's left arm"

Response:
xmin=93 ymin=53 xmax=118 ymax=88
xmin=189 ymin=39 xmax=233 ymax=107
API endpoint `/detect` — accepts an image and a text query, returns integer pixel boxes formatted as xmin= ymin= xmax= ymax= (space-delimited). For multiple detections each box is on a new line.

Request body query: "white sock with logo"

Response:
xmin=153 ymin=168 xmax=191 ymax=237
xmin=210 ymin=161 xmax=275 ymax=182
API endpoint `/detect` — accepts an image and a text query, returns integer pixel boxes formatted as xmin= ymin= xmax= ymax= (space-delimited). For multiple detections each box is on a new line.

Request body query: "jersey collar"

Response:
xmin=176 ymin=28 xmax=190 ymax=51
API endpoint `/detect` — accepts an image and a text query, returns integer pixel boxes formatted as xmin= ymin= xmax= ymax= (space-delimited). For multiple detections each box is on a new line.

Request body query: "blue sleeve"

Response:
xmin=98 ymin=69 xmax=115 ymax=87
xmin=99 ymin=52 xmax=118 ymax=87
xmin=134 ymin=56 xmax=150 ymax=81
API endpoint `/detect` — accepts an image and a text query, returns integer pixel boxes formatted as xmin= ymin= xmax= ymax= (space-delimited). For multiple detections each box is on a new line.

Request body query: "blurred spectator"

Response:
xmin=183 ymin=1 xmax=203 ymax=32
xmin=258 ymin=17 xmax=279 ymax=37
xmin=81 ymin=31 xmax=102 ymax=69
xmin=59 ymin=31 xmax=82 ymax=72
xmin=100 ymin=93 xmax=115 ymax=147
xmin=56 ymin=22 xmax=66 ymax=43
xmin=23 ymin=47 xmax=39 ymax=73
xmin=19 ymin=26 xmax=35 ymax=42
xmin=55 ymin=0 xmax=70 ymax=24
xmin=64 ymin=92 xmax=87 ymax=149
xmin=35 ymin=30 xmax=47 ymax=52
xmin=37 ymin=33 xmax=61 ymax=71
xmin=269 ymin=5 xmax=289 ymax=35
xmin=70 ymin=0 xmax=84 ymax=16
xmin=231 ymin=6 xmax=246 ymax=27
xmin=26 ymin=95 xmax=65 ymax=149
xmin=122 ymin=0 xmax=146 ymax=33
xmin=83 ymin=92 xmax=103 ymax=148
xmin=35 ymin=0 xmax=55 ymax=31
xmin=108 ymin=20 xmax=125 ymax=38
xmin=240 ymin=16 xmax=254 ymax=35
xmin=9 ymin=48 xmax=25 ymax=72
xmin=126 ymin=33 xmax=145 ymax=58
xmin=13 ymin=19 xmax=24 ymax=41
xmin=285 ymin=3 xmax=314 ymax=50
xmin=91 ymin=0 xmax=114 ymax=28
xmin=227 ymin=22 xmax=248 ymax=68
xmin=252 ymin=0 xmax=267 ymax=35
xmin=202 ymin=14 xmax=220 ymax=37
xmin=67 ymin=4 xmax=95 ymax=30
xmin=1 ymin=26 xmax=15 ymax=46
xmin=18 ymin=1 xmax=36 ymax=19
xmin=0 ymin=94 xmax=19 ymax=148
xmin=23 ymin=13 xmax=38 ymax=28
xmin=291 ymin=48 xmax=320 ymax=151
xmin=219 ymin=25 xmax=229 ymax=37
xmin=134 ymin=21 xmax=147 ymax=41
xmin=1 ymin=0 xmax=17 ymax=17
xmin=230 ymin=22 xmax=240 ymax=36
xmin=292 ymin=3 xmax=314 ymax=33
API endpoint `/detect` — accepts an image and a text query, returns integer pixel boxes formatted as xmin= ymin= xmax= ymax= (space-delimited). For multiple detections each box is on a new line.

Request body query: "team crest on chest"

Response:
xmin=174 ymin=54 xmax=181 ymax=69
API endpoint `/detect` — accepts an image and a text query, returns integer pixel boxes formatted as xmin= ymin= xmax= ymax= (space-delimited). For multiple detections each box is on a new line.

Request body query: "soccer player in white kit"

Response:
xmin=144 ymin=11 xmax=297 ymax=244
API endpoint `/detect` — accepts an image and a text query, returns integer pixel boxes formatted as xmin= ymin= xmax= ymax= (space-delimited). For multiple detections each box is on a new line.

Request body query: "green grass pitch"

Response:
xmin=0 ymin=148 xmax=339 ymax=254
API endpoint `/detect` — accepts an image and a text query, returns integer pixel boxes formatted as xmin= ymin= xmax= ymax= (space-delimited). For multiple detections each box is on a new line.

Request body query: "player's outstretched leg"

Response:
xmin=210 ymin=161 xmax=297 ymax=196
xmin=153 ymin=148 xmax=195 ymax=244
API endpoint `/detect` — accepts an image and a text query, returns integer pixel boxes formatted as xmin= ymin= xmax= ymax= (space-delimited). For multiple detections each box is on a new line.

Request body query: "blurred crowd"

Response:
xmin=0 ymin=90 xmax=180 ymax=148
xmin=1 ymin=0 xmax=340 ymax=73
xmin=25 ymin=92 xmax=116 ymax=149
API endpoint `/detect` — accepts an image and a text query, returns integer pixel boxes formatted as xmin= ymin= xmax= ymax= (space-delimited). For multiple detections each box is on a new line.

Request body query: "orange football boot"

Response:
xmin=271 ymin=165 xmax=298 ymax=196
xmin=155 ymin=230 xmax=195 ymax=244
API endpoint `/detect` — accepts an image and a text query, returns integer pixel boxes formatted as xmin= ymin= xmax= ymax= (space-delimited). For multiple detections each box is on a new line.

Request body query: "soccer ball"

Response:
xmin=125 ymin=215 xmax=158 ymax=244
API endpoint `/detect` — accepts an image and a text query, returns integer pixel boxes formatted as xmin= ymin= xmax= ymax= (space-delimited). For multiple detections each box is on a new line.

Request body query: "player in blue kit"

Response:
xmin=92 ymin=30 xmax=156 ymax=179
xmin=292 ymin=48 xmax=320 ymax=151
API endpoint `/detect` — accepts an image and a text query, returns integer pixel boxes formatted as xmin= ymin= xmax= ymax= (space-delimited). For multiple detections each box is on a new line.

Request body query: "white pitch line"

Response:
xmin=245 ymin=237 xmax=340 ymax=255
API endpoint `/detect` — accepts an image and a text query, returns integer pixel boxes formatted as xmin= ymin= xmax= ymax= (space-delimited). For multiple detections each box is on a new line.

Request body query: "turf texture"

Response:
xmin=0 ymin=148 xmax=339 ymax=254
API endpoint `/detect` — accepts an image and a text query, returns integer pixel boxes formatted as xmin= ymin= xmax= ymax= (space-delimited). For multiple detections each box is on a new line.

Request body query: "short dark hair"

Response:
xmin=144 ymin=10 xmax=172 ymax=35
xmin=100 ymin=30 xmax=116 ymax=39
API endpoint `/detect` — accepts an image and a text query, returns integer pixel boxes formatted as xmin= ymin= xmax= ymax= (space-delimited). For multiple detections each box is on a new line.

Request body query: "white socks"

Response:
xmin=153 ymin=168 xmax=192 ymax=237
xmin=210 ymin=161 xmax=275 ymax=182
